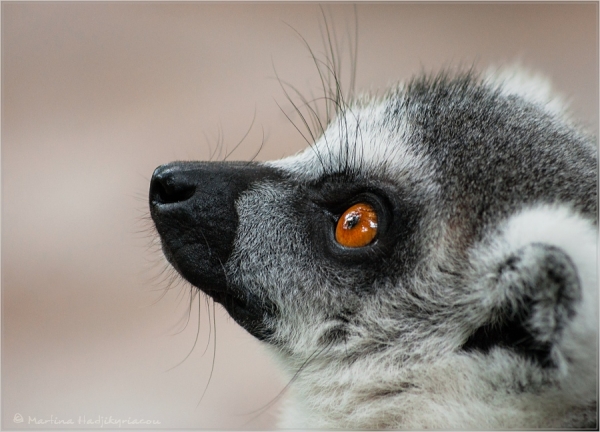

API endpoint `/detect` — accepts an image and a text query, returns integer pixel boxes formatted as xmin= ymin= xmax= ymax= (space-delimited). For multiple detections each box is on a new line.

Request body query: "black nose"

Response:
xmin=148 ymin=161 xmax=285 ymax=286
xmin=150 ymin=164 xmax=197 ymax=205
xmin=148 ymin=160 xmax=284 ymax=340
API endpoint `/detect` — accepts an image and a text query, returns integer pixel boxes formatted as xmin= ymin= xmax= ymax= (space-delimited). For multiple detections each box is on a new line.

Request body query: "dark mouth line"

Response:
xmin=199 ymin=285 xmax=247 ymax=310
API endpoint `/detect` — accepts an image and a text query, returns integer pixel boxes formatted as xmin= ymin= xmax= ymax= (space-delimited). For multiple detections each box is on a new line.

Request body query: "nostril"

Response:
xmin=150 ymin=167 xmax=196 ymax=205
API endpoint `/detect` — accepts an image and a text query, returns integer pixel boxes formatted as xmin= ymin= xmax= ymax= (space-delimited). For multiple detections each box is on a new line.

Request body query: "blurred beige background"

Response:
xmin=2 ymin=2 xmax=597 ymax=430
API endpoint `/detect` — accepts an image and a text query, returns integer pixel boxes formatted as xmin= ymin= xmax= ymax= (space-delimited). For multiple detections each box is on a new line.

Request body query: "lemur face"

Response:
xmin=149 ymin=71 xmax=597 ymax=429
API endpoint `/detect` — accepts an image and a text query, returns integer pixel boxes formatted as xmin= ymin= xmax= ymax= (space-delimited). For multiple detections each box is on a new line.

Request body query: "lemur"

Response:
xmin=149 ymin=54 xmax=597 ymax=428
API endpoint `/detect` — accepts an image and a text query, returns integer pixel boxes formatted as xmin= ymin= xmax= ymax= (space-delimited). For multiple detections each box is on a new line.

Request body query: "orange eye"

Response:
xmin=335 ymin=203 xmax=378 ymax=248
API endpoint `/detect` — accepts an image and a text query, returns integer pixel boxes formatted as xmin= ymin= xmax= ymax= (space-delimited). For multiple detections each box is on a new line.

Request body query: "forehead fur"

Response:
xmin=270 ymin=67 xmax=583 ymax=183
xmin=270 ymin=90 xmax=432 ymax=184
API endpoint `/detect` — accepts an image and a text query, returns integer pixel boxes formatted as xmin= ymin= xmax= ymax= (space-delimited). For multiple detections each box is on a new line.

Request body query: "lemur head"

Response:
xmin=149 ymin=70 xmax=597 ymax=429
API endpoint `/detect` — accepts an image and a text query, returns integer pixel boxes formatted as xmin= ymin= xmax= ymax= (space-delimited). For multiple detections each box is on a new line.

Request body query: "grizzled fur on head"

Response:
xmin=150 ymin=67 xmax=597 ymax=428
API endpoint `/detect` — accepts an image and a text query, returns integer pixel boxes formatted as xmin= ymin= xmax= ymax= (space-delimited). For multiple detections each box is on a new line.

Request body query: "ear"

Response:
xmin=501 ymin=243 xmax=581 ymax=345
xmin=464 ymin=205 xmax=597 ymax=368
xmin=464 ymin=243 xmax=581 ymax=366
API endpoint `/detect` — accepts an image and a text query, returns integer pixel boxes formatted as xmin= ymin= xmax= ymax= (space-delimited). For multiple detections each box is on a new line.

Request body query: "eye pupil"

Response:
xmin=335 ymin=203 xmax=378 ymax=248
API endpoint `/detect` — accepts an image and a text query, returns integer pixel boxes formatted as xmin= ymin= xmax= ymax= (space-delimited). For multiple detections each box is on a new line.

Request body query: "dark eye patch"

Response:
xmin=298 ymin=172 xmax=423 ymax=274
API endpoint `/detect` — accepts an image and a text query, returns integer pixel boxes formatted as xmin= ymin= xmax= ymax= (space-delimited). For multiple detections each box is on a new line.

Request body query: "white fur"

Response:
xmin=485 ymin=65 xmax=571 ymax=121
xmin=270 ymin=96 xmax=436 ymax=187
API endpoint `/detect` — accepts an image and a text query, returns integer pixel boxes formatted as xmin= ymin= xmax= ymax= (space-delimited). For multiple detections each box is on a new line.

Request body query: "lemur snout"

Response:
xmin=149 ymin=161 xmax=283 ymax=339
